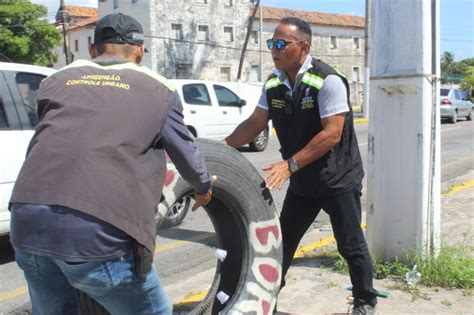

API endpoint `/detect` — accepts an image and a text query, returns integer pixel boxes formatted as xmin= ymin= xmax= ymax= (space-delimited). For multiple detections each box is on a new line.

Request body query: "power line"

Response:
xmin=441 ymin=38 xmax=474 ymax=43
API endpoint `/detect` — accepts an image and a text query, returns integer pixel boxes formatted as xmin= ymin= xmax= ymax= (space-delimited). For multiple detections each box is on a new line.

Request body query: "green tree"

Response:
xmin=460 ymin=66 xmax=474 ymax=96
xmin=441 ymin=51 xmax=455 ymax=73
xmin=441 ymin=51 xmax=458 ymax=83
xmin=0 ymin=0 xmax=61 ymax=65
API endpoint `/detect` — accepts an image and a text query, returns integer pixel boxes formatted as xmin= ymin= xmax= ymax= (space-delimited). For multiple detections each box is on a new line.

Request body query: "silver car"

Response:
xmin=440 ymin=87 xmax=473 ymax=123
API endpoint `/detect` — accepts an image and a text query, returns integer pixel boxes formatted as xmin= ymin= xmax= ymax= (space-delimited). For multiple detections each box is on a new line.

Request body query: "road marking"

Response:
xmin=442 ymin=180 xmax=474 ymax=196
xmin=294 ymin=224 xmax=367 ymax=259
xmin=0 ymin=287 xmax=28 ymax=302
xmin=174 ymin=290 xmax=208 ymax=306
xmin=155 ymin=232 xmax=214 ymax=254
xmin=354 ymin=118 xmax=368 ymax=124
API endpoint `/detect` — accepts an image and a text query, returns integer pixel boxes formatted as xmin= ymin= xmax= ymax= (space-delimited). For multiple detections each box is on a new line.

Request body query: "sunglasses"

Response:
xmin=266 ymin=39 xmax=303 ymax=51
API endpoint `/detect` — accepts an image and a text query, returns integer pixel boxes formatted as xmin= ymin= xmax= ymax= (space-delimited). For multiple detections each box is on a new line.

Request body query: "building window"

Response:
xmin=87 ymin=36 xmax=92 ymax=45
xmin=220 ymin=67 xmax=231 ymax=81
xmin=74 ymin=39 xmax=79 ymax=52
xmin=250 ymin=31 xmax=259 ymax=44
xmin=223 ymin=27 xmax=233 ymax=42
xmin=330 ymin=36 xmax=337 ymax=49
xmin=197 ymin=25 xmax=209 ymax=41
xmin=171 ymin=23 xmax=183 ymax=40
xmin=176 ymin=64 xmax=191 ymax=79
xmin=249 ymin=64 xmax=259 ymax=82
xmin=354 ymin=37 xmax=360 ymax=49
xmin=224 ymin=0 xmax=233 ymax=6
xmin=131 ymin=0 xmax=138 ymax=3
xmin=113 ymin=0 xmax=119 ymax=9
xmin=352 ymin=67 xmax=360 ymax=82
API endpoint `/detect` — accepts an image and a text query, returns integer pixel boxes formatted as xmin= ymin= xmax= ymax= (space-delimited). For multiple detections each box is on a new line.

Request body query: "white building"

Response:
xmin=81 ymin=1 xmax=365 ymax=104
xmin=53 ymin=6 xmax=98 ymax=69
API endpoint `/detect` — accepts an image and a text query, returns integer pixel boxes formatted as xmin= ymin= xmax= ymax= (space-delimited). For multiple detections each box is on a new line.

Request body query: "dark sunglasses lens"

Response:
xmin=266 ymin=39 xmax=274 ymax=49
xmin=276 ymin=39 xmax=286 ymax=50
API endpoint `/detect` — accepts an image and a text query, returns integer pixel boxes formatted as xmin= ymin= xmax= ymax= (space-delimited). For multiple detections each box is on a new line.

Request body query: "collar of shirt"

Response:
xmin=272 ymin=55 xmax=313 ymax=91
xmin=92 ymin=54 xmax=132 ymax=66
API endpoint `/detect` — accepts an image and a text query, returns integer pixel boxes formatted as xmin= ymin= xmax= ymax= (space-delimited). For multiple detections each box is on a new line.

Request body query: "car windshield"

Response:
xmin=440 ymin=89 xmax=449 ymax=96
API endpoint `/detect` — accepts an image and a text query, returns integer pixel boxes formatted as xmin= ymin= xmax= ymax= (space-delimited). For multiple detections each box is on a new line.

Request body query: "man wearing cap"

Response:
xmin=9 ymin=13 xmax=212 ymax=314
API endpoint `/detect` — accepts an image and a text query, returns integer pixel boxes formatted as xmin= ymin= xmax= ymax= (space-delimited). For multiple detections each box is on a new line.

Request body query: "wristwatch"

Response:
xmin=287 ymin=157 xmax=299 ymax=174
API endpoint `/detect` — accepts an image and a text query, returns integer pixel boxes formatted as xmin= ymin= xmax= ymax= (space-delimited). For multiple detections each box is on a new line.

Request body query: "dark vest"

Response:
xmin=266 ymin=58 xmax=364 ymax=197
xmin=10 ymin=58 xmax=174 ymax=252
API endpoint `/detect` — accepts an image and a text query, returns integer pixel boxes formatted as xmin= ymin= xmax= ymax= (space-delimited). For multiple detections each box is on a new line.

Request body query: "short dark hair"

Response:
xmin=94 ymin=42 xmax=137 ymax=56
xmin=280 ymin=17 xmax=312 ymax=43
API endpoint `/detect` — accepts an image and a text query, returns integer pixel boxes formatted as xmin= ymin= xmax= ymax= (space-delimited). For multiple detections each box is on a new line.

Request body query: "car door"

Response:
xmin=454 ymin=89 xmax=467 ymax=116
xmin=180 ymin=83 xmax=225 ymax=140
xmin=458 ymin=90 xmax=471 ymax=116
xmin=211 ymin=84 xmax=246 ymax=138
xmin=0 ymin=70 xmax=46 ymax=235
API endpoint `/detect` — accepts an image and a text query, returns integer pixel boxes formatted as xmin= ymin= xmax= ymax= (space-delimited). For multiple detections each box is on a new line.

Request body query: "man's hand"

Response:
xmin=262 ymin=160 xmax=291 ymax=191
xmin=192 ymin=175 xmax=217 ymax=211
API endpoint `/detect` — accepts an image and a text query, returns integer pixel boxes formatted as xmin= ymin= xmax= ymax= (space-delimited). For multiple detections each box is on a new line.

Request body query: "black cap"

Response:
xmin=94 ymin=13 xmax=147 ymax=51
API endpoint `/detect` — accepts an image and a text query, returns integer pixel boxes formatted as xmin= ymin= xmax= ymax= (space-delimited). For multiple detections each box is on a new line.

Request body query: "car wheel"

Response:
xmin=159 ymin=195 xmax=192 ymax=229
xmin=78 ymin=139 xmax=282 ymax=314
xmin=449 ymin=111 xmax=457 ymax=124
xmin=466 ymin=111 xmax=472 ymax=121
xmin=249 ymin=127 xmax=269 ymax=152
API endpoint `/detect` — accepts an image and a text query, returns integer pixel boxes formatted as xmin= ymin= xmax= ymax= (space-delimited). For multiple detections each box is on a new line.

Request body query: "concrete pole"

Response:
xmin=259 ymin=4 xmax=263 ymax=82
xmin=366 ymin=0 xmax=441 ymax=261
xmin=363 ymin=0 xmax=371 ymax=118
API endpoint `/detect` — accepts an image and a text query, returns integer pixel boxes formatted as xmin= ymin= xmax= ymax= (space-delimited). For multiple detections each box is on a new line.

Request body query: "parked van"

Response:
xmin=171 ymin=79 xmax=271 ymax=152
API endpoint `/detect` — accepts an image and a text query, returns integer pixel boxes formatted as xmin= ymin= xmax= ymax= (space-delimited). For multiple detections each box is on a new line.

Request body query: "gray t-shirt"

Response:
xmin=257 ymin=74 xmax=349 ymax=118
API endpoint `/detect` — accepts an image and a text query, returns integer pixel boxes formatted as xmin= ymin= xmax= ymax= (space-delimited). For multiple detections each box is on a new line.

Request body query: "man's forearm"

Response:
xmin=223 ymin=118 xmax=261 ymax=148
xmin=293 ymin=129 xmax=340 ymax=168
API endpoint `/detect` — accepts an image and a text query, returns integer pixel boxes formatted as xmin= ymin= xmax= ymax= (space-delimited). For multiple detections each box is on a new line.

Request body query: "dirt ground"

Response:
xmin=276 ymin=173 xmax=473 ymax=314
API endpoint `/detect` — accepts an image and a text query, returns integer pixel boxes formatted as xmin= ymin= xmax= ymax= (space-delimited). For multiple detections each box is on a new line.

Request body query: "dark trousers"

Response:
xmin=279 ymin=186 xmax=378 ymax=302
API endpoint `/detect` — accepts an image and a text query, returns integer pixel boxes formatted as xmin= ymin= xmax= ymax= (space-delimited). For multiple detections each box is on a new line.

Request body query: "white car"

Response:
xmin=171 ymin=79 xmax=271 ymax=152
xmin=0 ymin=65 xmax=269 ymax=235
xmin=440 ymin=87 xmax=473 ymax=123
xmin=0 ymin=62 xmax=56 ymax=235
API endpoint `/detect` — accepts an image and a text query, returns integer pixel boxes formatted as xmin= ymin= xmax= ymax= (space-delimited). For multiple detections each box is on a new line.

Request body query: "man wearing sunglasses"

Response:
xmin=224 ymin=17 xmax=378 ymax=314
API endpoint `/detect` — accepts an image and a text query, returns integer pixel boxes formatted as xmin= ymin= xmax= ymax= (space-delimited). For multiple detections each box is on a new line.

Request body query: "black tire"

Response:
xmin=449 ymin=111 xmax=457 ymax=124
xmin=159 ymin=195 xmax=191 ymax=229
xmin=79 ymin=139 xmax=282 ymax=314
xmin=467 ymin=111 xmax=472 ymax=121
xmin=249 ymin=127 xmax=269 ymax=152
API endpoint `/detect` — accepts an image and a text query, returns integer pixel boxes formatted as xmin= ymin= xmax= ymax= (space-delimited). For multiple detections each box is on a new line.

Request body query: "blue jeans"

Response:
xmin=14 ymin=247 xmax=172 ymax=315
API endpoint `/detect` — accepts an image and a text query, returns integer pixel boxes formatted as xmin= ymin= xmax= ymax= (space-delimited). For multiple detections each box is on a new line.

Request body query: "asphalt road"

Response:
xmin=0 ymin=119 xmax=472 ymax=313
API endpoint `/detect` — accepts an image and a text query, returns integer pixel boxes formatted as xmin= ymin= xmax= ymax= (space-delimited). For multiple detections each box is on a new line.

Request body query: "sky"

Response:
xmin=33 ymin=0 xmax=473 ymax=61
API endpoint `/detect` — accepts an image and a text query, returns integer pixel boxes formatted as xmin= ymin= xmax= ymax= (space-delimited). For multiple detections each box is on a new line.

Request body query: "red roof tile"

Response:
xmin=67 ymin=17 xmax=97 ymax=31
xmin=64 ymin=5 xmax=98 ymax=19
xmin=255 ymin=6 xmax=365 ymax=29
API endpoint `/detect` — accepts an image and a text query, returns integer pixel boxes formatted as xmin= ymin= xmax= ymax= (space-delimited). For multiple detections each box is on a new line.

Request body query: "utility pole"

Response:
xmin=366 ymin=0 xmax=441 ymax=261
xmin=60 ymin=0 xmax=70 ymax=65
xmin=363 ymin=0 xmax=371 ymax=118
xmin=259 ymin=4 xmax=263 ymax=82
xmin=237 ymin=0 xmax=260 ymax=80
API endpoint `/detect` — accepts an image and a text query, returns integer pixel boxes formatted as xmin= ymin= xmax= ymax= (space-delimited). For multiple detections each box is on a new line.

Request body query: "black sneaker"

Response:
xmin=351 ymin=299 xmax=376 ymax=315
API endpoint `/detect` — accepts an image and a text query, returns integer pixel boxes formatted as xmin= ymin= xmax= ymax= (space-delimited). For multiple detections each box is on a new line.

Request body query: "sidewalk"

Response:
xmin=276 ymin=171 xmax=474 ymax=314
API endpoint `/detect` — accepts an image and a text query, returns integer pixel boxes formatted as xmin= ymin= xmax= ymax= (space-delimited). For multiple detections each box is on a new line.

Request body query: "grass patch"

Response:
xmin=413 ymin=245 xmax=474 ymax=289
xmin=307 ymin=244 xmax=473 ymax=289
